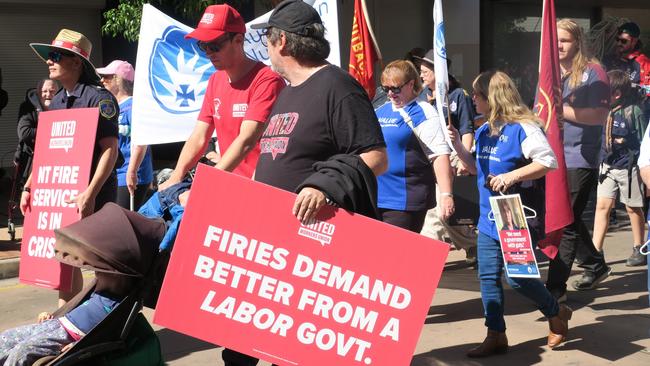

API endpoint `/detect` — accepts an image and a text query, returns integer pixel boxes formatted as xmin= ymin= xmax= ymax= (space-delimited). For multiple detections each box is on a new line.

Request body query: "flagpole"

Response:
xmin=360 ymin=0 xmax=382 ymax=63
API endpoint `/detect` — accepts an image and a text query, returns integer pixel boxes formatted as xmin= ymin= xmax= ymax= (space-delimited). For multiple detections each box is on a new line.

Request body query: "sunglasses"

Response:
xmin=47 ymin=51 xmax=75 ymax=63
xmin=472 ymin=91 xmax=486 ymax=99
xmin=617 ymin=38 xmax=630 ymax=45
xmin=381 ymin=81 xmax=408 ymax=94
xmin=197 ymin=34 xmax=233 ymax=53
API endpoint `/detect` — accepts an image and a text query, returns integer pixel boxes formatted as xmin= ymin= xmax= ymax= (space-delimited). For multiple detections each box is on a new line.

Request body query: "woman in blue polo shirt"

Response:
xmin=374 ymin=60 xmax=453 ymax=232
xmin=451 ymin=70 xmax=572 ymax=357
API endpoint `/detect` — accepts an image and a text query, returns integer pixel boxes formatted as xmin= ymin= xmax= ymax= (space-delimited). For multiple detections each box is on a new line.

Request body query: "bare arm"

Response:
xmin=215 ymin=120 xmax=266 ymax=172
xmin=489 ymin=161 xmax=551 ymax=192
xmin=456 ymin=132 xmax=474 ymax=175
xmin=359 ymin=147 xmax=388 ymax=177
xmin=158 ymin=121 xmax=213 ymax=191
xmin=433 ymin=154 xmax=455 ymax=220
xmin=126 ymin=144 xmax=149 ymax=195
xmin=563 ymin=105 xmax=608 ymax=126
xmin=448 ymin=124 xmax=477 ymax=175
xmin=20 ymin=173 xmax=33 ymax=214
xmin=74 ymin=136 xmax=119 ymax=217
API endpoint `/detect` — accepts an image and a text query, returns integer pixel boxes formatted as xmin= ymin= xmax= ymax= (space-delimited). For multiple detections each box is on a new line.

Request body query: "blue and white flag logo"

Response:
xmin=132 ymin=2 xmax=340 ymax=146
xmin=149 ymin=26 xmax=214 ymax=114
xmin=435 ymin=22 xmax=446 ymax=59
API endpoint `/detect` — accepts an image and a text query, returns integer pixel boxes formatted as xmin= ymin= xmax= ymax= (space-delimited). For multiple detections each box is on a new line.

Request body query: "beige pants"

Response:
xmin=420 ymin=153 xmax=477 ymax=252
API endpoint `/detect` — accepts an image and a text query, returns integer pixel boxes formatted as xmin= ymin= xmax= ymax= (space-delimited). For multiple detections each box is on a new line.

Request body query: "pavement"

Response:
xmin=0 ymin=176 xmax=649 ymax=365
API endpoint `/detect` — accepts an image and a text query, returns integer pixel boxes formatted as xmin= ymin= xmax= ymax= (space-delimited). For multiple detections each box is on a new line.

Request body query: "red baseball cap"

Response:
xmin=185 ymin=4 xmax=246 ymax=42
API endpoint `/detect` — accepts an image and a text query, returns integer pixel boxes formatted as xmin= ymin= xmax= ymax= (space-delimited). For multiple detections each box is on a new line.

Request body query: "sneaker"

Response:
xmin=571 ymin=266 xmax=612 ymax=291
xmin=626 ymin=246 xmax=647 ymax=267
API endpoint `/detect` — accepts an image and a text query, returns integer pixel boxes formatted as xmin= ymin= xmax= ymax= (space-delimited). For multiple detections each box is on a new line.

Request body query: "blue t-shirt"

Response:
xmin=562 ymin=63 xmax=610 ymax=169
xmin=116 ymin=97 xmax=153 ymax=186
xmin=375 ymin=99 xmax=450 ymax=211
xmin=475 ymin=122 xmax=556 ymax=241
xmin=63 ymin=292 xmax=121 ymax=335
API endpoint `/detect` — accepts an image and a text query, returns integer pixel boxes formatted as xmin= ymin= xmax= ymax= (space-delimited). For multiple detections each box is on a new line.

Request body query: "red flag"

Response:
xmin=348 ymin=0 xmax=380 ymax=99
xmin=534 ymin=0 xmax=573 ymax=259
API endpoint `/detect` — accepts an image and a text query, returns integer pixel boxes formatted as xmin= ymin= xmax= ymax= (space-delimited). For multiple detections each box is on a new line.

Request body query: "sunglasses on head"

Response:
xmin=47 ymin=51 xmax=75 ymax=63
xmin=380 ymin=81 xmax=408 ymax=94
xmin=617 ymin=38 xmax=630 ymax=45
xmin=197 ymin=34 xmax=233 ymax=53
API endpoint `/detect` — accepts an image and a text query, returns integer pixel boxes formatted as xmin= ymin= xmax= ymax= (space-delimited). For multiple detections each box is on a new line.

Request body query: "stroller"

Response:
xmin=8 ymin=87 xmax=42 ymax=241
xmin=7 ymin=143 xmax=33 ymax=241
xmin=32 ymin=202 xmax=168 ymax=366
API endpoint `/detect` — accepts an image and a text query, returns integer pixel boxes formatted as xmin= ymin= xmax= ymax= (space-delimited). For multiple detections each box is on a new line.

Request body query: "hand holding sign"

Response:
xmin=155 ymin=166 xmax=450 ymax=366
xmin=20 ymin=108 xmax=97 ymax=290
xmin=66 ymin=189 xmax=95 ymax=218
xmin=293 ymin=187 xmax=327 ymax=224
xmin=20 ymin=190 xmax=31 ymax=215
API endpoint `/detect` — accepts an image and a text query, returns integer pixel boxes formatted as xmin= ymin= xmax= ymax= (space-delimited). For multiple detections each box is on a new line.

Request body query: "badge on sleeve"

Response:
xmin=450 ymin=101 xmax=457 ymax=112
xmin=99 ymin=99 xmax=117 ymax=119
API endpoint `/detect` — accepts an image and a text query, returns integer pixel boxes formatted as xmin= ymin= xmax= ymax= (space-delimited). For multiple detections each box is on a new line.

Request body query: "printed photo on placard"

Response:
xmin=489 ymin=194 xmax=540 ymax=278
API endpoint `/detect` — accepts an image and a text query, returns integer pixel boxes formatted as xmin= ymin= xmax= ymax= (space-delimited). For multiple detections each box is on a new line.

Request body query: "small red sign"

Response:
xmin=19 ymin=108 xmax=98 ymax=290
xmin=154 ymin=164 xmax=450 ymax=366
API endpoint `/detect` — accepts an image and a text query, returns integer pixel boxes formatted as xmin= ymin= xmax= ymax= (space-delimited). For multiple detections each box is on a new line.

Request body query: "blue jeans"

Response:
xmin=477 ymin=232 xmax=560 ymax=332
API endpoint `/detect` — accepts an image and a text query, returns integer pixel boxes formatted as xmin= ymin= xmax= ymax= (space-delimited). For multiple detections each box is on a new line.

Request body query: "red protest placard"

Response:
xmin=154 ymin=164 xmax=450 ymax=366
xmin=19 ymin=108 xmax=98 ymax=290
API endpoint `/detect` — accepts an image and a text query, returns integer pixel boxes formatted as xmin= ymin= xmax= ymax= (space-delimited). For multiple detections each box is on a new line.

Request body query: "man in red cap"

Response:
xmin=158 ymin=4 xmax=285 ymax=192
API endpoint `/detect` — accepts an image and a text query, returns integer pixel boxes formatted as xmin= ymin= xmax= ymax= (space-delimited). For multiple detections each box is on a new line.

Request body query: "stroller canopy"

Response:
xmin=54 ymin=202 xmax=166 ymax=277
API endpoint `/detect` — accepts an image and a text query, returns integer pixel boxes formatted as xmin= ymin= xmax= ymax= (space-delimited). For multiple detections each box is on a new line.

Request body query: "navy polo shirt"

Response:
xmin=49 ymin=82 xmax=119 ymax=204
xmin=419 ymin=86 xmax=475 ymax=136
xmin=49 ymin=82 xmax=119 ymax=172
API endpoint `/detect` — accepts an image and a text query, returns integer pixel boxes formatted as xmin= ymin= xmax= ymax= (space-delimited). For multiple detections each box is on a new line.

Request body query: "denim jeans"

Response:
xmin=477 ymin=232 xmax=560 ymax=332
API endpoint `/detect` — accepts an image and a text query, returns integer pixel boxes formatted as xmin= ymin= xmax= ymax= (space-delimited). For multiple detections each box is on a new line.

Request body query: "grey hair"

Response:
xmin=118 ymin=78 xmax=134 ymax=96
xmin=267 ymin=24 xmax=330 ymax=64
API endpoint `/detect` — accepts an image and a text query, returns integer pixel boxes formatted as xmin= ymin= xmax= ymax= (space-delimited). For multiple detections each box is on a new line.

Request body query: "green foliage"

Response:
xmin=102 ymin=0 xmax=274 ymax=42
xmin=102 ymin=0 xmax=147 ymax=42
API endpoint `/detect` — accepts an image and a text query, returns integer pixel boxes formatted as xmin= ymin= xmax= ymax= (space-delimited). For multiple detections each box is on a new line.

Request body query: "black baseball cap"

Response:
xmin=619 ymin=22 xmax=641 ymax=38
xmin=250 ymin=0 xmax=322 ymax=36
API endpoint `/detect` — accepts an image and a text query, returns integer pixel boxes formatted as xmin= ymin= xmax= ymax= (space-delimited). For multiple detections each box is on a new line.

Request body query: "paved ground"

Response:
xmin=0 ymin=174 xmax=649 ymax=365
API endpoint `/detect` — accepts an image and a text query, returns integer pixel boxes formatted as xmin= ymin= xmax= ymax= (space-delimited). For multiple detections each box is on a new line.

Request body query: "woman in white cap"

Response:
xmin=97 ymin=60 xmax=153 ymax=211
xmin=21 ymin=29 xmax=120 ymax=307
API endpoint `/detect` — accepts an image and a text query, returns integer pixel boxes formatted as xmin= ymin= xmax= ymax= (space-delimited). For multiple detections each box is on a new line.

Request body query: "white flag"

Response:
xmin=433 ymin=0 xmax=451 ymax=145
xmin=132 ymin=1 xmax=340 ymax=146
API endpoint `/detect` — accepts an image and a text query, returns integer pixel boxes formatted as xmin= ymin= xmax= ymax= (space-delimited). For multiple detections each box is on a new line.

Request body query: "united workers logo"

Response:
xmin=298 ymin=218 xmax=336 ymax=246
xmin=149 ymin=26 xmax=215 ymax=114
xmin=435 ymin=22 xmax=446 ymax=59
xmin=49 ymin=120 xmax=76 ymax=152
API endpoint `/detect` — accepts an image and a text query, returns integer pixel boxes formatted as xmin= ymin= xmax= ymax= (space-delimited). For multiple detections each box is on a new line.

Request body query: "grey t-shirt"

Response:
xmin=562 ymin=63 xmax=610 ymax=169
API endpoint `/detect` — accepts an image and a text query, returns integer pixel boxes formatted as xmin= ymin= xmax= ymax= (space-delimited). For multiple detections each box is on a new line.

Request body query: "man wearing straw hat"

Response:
xmin=20 ymin=29 xmax=120 ymax=306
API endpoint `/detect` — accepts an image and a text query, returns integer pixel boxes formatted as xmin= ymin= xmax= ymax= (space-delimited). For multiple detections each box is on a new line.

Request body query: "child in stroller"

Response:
xmin=0 ymin=203 xmax=165 ymax=366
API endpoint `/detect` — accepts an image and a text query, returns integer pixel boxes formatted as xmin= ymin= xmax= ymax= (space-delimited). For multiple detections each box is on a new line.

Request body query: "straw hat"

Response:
xmin=30 ymin=29 xmax=100 ymax=83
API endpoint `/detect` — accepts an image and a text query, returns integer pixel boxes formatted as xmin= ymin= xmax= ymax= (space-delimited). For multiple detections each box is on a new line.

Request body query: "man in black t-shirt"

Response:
xmin=220 ymin=1 xmax=387 ymax=365
xmin=251 ymin=0 xmax=387 ymax=223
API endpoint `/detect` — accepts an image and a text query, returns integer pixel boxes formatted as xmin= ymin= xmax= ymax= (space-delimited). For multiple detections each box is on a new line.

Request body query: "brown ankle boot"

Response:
xmin=548 ymin=304 xmax=573 ymax=348
xmin=467 ymin=329 xmax=508 ymax=358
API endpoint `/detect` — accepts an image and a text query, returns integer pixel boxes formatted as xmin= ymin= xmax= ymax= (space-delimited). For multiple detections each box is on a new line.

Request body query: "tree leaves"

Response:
xmin=102 ymin=0 xmax=280 ymax=42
